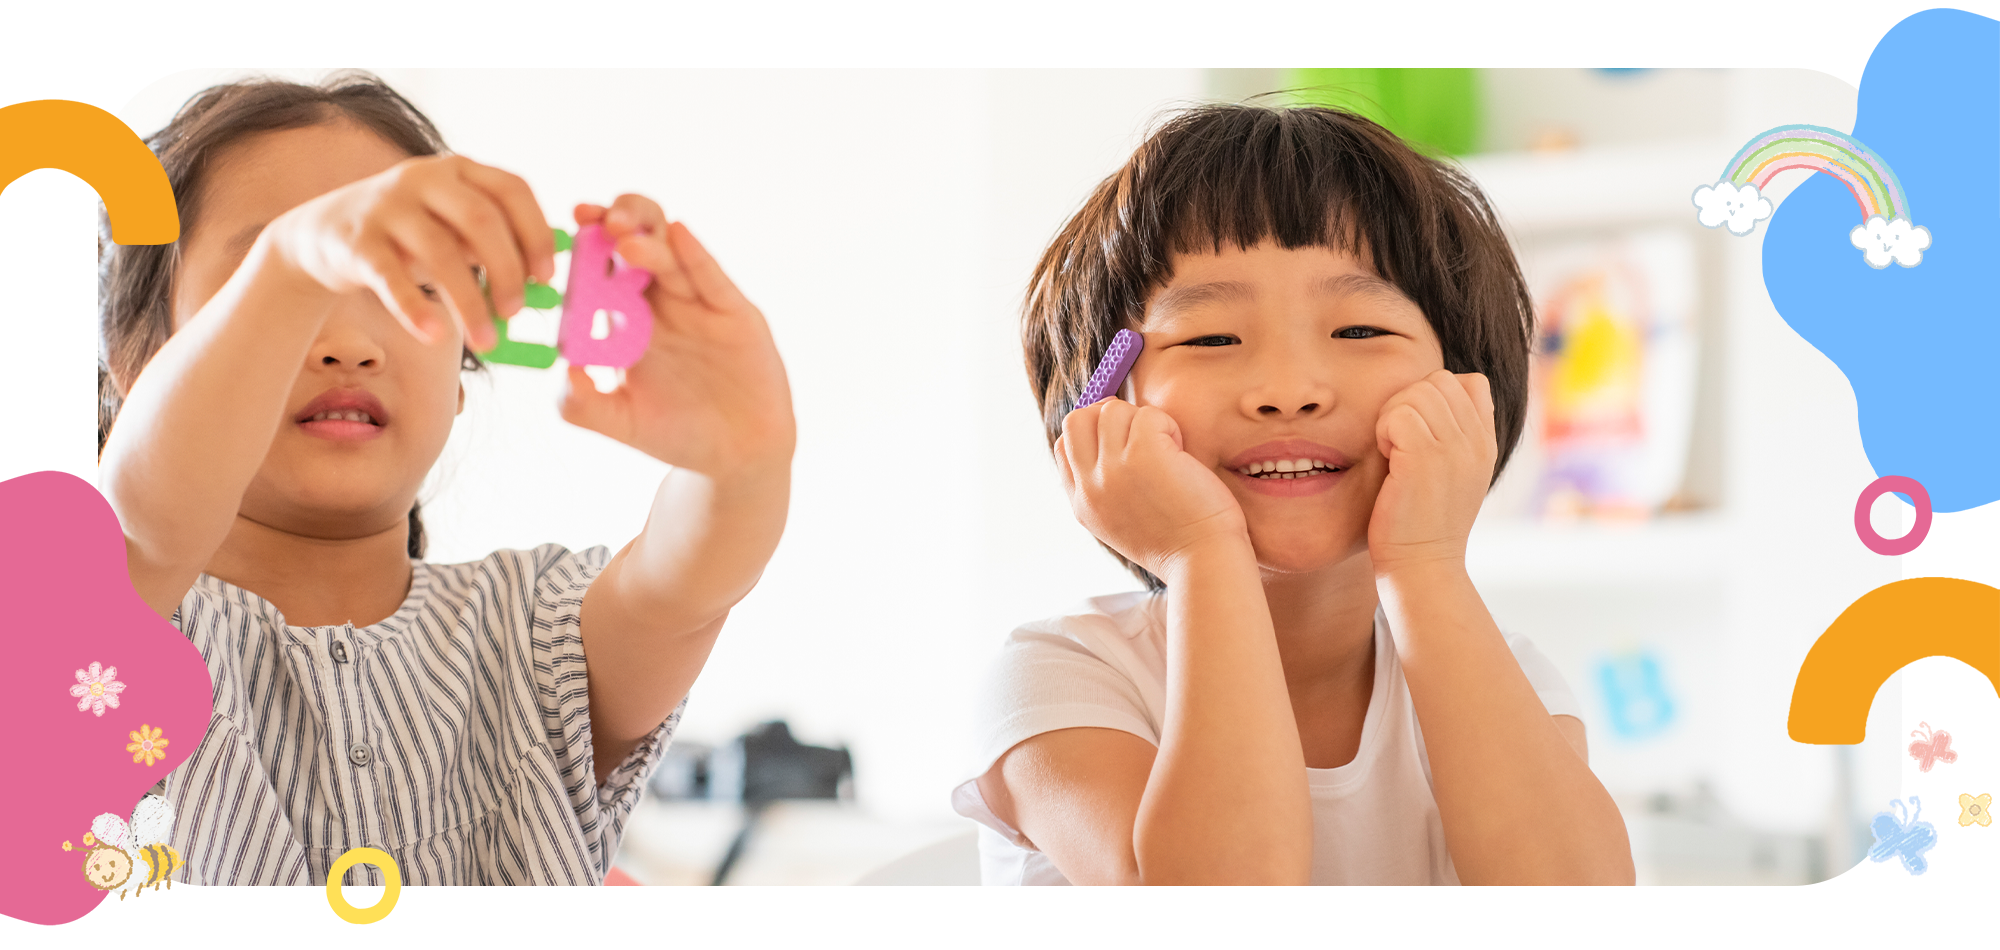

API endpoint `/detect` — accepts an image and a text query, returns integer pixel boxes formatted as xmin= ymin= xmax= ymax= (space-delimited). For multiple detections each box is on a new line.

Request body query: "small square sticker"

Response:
xmin=1904 ymin=720 xmax=1952 ymax=772
xmin=1960 ymin=792 xmax=1992 ymax=828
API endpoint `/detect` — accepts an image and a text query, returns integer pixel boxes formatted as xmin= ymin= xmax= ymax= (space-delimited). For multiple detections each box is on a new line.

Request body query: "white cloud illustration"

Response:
xmin=1849 ymin=215 xmax=1932 ymax=268
xmin=1692 ymin=181 xmax=1774 ymax=235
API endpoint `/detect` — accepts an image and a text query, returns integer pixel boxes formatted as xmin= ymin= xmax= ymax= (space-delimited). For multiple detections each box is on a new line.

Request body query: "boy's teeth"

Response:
xmin=1240 ymin=458 xmax=1340 ymax=478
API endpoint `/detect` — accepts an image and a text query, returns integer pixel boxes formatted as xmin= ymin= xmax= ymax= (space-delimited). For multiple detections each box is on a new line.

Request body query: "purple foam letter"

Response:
xmin=1076 ymin=329 xmax=1144 ymax=410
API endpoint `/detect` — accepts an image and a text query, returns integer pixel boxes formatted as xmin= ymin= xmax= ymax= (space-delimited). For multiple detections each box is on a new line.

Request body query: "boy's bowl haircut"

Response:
xmin=1021 ymin=104 xmax=1535 ymax=589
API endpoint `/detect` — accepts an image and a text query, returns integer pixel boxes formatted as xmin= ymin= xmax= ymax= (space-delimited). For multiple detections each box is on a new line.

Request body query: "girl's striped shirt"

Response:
xmin=159 ymin=543 xmax=679 ymax=885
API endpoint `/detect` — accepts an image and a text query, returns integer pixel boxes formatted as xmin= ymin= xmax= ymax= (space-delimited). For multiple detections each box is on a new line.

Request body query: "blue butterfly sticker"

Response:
xmin=1868 ymin=796 xmax=1938 ymax=875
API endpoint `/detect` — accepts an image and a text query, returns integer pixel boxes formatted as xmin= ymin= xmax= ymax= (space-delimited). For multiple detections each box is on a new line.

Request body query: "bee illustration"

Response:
xmin=61 ymin=795 xmax=183 ymax=899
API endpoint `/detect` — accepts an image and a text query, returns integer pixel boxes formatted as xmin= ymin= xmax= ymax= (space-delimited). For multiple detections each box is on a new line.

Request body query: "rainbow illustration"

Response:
xmin=1720 ymin=124 xmax=1911 ymax=225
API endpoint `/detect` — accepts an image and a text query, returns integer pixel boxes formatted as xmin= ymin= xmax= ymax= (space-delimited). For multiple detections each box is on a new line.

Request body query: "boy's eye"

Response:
xmin=1178 ymin=334 xmax=1239 ymax=347
xmin=1334 ymin=326 xmax=1388 ymax=339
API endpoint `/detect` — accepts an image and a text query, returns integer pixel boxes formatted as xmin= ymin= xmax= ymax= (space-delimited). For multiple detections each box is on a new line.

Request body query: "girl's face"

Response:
xmin=171 ymin=120 xmax=464 ymax=545
xmin=1128 ymin=240 xmax=1445 ymax=576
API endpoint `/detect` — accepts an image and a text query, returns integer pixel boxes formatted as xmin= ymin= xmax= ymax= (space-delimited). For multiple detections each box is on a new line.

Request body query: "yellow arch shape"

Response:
xmin=0 ymin=100 xmax=176 ymax=244
xmin=1789 ymin=576 xmax=2000 ymax=744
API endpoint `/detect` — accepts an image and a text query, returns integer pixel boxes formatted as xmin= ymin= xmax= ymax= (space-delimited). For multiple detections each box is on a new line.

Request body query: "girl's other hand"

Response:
xmin=260 ymin=154 xmax=555 ymax=351
xmin=1055 ymin=399 xmax=1250 ymax=579
xmin=558 ymin=196 xmax=796 ymax=477
xmin=1366 ymin=370 xmax=1498 ymax=576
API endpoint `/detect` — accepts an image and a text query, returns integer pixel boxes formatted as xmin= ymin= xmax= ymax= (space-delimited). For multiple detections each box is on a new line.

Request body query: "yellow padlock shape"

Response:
xmin=326 ymin=848 xmax=400 ymax=928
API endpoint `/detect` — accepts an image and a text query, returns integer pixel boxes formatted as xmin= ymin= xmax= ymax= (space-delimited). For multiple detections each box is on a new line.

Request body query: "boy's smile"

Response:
xmin=1226 ymin=438 xmax=1350 ymax=497
xmin=1128 ymin=240 xmax=1445 ymax=574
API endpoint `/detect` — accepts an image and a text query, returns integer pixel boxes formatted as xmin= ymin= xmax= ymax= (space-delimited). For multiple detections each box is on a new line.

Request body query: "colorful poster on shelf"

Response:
xmin=1514 ymin=228 xmax=1699 ymax=520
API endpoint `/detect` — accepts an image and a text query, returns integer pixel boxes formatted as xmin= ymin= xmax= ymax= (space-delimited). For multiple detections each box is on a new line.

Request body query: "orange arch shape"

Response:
xmin=1789 ymin=576 xmax=2000 ymax=743
xmin=0 ymin=100 xmax=176 ymax=244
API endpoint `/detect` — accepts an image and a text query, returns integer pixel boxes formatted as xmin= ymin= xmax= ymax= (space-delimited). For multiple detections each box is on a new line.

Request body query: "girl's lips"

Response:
xmin=298 ymin=418 xmax=386 ymax=442
xmin=294 ymin=387 xmax=389 ymax=442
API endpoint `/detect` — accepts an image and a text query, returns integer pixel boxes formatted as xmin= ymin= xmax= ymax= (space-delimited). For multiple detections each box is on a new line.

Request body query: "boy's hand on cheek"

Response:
xmin=1056 ymin=399 xmax=1250 ymax=580
xmin=559 ymin=196 xmax=796 ymax=479
xmin=1367 ymin=370 xmax=1498 ymax=577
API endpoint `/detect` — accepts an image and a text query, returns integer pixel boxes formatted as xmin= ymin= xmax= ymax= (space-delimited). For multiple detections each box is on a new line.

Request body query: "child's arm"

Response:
xmin=982 ymin=399 xmax=1312 ymax=884
xmin=100 ymin=157 xmax=553 ymax=620
xmin=557 ymin=197 xmax=795 ymax=786
xmin=1368 ymin=370 xmax=1634 ymax=885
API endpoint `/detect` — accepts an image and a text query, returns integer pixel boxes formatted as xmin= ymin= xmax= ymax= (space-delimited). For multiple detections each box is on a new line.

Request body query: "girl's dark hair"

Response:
xmin=1022 ymin=104 xmax=1535 ymax=590
xmin=98 ymin=71 xmax=477 ymax=559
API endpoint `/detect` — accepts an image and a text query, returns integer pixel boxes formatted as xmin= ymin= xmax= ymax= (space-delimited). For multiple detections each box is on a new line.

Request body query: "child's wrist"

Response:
xmin=1154 ymin=533 xmax=1256 ymax=587
xmin=1372 ymin=551 xmax=1472 ymax=591
xmin=240 ymin=230 xmax=338 ymax=328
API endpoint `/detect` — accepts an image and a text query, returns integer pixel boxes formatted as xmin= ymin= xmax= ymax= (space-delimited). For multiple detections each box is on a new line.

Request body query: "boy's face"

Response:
xmin=1129 ymin=239 xmax=1445 ymax=575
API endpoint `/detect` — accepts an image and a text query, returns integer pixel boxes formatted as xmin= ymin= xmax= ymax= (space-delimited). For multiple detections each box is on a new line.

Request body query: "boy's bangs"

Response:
xmin=1151 ymin=109 xmax=1385 ymax=277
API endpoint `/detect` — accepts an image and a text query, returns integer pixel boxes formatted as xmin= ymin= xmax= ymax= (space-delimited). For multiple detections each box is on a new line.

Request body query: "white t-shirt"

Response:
xmin=951 ymin=591 xmax=1583 ymax=885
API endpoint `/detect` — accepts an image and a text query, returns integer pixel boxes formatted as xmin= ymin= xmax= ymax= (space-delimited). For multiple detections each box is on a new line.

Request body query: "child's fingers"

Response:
xmin=353 ymin=241 xmax=444 ymax=343
xmin=573 ymin=203 xmax=606 ymax=227
xmin=603 ymin=194 xmax=667 ymax=238
xmin=1059 ymin=403 xmax=1103 ymax=480
xmin=610 ymin=231 xmax=698 ymax=302
xmin=1131 ymin=405 xmax=1185 ymax=453
xmin=557 ymin=364 xmax=630 ymax=438
xmin=1422 ymin=369 xmax=1481 ymax=443
xmin=1376 ymin=400 xmax=1439 ymax=461
xmin=1052 ymin=434 xmax=1077 ymax=492
xmin=456 ymin=161 xmax=555 ymax=283
xmin=666 ymin=223 xmax=756 ymax=313
xmin=1094 ymin=398 xmax=1137 ymax=467
xmin=386 ymin=212 xmax=492 ymax=351
xmin=1455 ymin=372 xmax=1497 ymax=451
xmin=423 ymin=183 xmax=527 ymax=317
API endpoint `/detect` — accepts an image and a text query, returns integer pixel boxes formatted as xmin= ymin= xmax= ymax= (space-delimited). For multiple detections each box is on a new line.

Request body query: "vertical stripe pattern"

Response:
xmin=163 ymin=544 xmax=680 ymax=885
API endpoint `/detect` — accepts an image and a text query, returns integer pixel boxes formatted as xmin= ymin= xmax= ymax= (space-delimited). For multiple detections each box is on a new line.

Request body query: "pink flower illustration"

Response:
xmin=68 ymin=662 xmax=126 ymax=717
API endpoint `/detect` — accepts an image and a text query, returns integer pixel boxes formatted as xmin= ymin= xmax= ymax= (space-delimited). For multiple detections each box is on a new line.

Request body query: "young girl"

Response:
xmin=953 ymin=104 xmax=1635 ymax=884
xmin=97 ymin=73 xmax=794 ymax=885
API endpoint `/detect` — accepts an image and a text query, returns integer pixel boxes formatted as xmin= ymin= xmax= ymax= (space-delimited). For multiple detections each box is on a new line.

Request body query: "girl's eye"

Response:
xmin=1334 ymin=326 xmax=1388 ymax=339
xmin=1178 ymin=334 xmax=1239 ymax=347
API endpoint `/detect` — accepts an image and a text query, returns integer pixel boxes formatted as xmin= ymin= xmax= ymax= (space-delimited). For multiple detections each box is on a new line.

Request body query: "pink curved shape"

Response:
xmin=558 ymin=224 xmax=654 ymax=368
xmin=1854 ymin=475 xmax=1932 ymax=555
xmin=0 ymin=472 xmax=212 ymax=924
xmin=1751 ymin=157 xmax=1879 ymax=220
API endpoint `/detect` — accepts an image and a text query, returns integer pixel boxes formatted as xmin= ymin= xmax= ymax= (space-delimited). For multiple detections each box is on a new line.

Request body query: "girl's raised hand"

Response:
xmin=1366 ymin=369 xmax=1499 ymax=576
xmin=1056 ymin=399 xmax=1249 ymax=579
xmin=261 ymin=154 xmax=555 ymax=351
xmin=557 ymin=196 xmax=796 ymax=477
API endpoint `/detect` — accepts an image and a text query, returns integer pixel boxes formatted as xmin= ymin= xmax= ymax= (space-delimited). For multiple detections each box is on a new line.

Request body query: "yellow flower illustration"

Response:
xmin=126 ymin=724 xmax=168 ymax=767
xmin=1961 ymin=793 xmax=1992 ymax=827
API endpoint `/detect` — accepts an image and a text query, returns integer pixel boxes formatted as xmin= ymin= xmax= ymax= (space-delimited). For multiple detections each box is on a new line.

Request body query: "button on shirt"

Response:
xmin=162 ymin=544 xmax=681 ymax=886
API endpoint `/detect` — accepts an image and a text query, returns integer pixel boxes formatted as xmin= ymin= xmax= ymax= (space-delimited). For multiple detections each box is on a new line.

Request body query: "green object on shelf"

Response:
xmin=481 ymin=316 xmax=560 ymax=369
xmin=1284 ymin=68 xmax=1480 ymax=157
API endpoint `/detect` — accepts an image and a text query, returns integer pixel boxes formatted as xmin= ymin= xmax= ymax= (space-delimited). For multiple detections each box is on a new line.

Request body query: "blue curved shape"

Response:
xmin=1761 ymin=9 xmax=2000 ymax=512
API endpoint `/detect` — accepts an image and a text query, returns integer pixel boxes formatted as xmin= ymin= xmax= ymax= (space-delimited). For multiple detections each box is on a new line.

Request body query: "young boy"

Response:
xmin=953 ymin=104 xmax=1635 ymax=885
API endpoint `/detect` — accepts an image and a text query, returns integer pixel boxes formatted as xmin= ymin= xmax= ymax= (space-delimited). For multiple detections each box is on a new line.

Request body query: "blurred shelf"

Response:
xmin=1466 ymin=511 xmax=1735 ymax=589
xmin=1457 ymin=139 xmax=1732 ymax=234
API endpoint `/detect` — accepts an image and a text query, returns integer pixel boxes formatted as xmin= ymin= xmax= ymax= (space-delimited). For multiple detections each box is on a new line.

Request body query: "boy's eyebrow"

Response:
xmin=1316 ymin=272 xmax=1415 ymax=305
xmin=1145 ymin=280 xmax=1255 ymax=322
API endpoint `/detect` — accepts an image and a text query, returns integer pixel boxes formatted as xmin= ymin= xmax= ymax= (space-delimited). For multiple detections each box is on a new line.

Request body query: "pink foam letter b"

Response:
xmin=558 ymin=224 xmax=654 ymax=368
